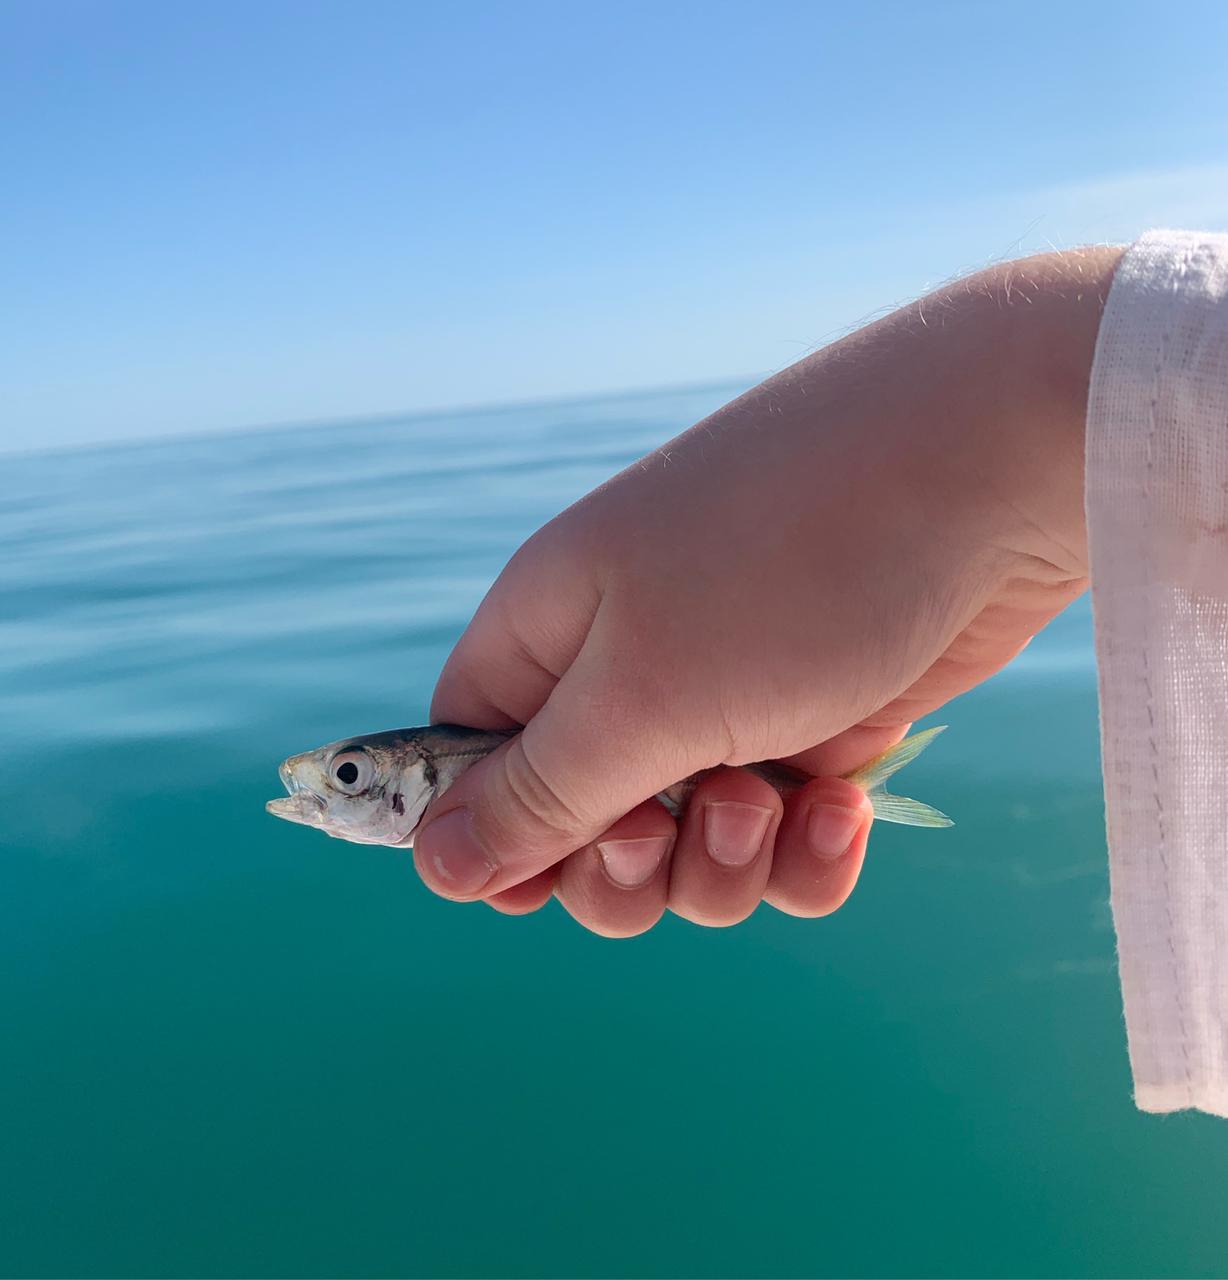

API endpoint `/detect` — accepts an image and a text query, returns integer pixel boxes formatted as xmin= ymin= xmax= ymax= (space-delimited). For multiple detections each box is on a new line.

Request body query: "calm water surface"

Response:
xmin=3 ymin=385 xmax=1227 ymax=1277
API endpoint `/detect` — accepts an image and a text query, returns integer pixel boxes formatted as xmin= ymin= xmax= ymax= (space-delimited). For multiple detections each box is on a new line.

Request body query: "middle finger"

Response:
xmin=668 ymin=767 xmax=782 ymax=927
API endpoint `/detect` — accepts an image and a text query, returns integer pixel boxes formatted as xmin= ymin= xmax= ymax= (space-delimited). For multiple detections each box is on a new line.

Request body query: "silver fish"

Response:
xmin=266 ymin=723 xmax=953 ymax=847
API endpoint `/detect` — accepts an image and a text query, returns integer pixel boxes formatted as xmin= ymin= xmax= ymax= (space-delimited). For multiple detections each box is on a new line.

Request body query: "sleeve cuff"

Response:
xmin=1087 ymin=228 xmax=1228 ymax=1115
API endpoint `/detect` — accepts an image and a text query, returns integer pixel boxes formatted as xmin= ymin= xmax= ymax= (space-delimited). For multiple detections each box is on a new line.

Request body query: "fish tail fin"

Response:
xmin=843 ymin=725 xmax=947 ymax=790
xmin=868 ymin=790 xmax=954 ymax=828
xmin=843 ymin=726 xmax=953 ymax=829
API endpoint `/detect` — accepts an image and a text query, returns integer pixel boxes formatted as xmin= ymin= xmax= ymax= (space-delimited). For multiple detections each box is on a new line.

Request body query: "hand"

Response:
xmin=414 ymin=247 xmax=1123 ymax=935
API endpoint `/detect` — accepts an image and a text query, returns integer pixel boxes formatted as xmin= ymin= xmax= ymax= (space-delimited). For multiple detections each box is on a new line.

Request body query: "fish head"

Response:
xmin=266 ymin=733 xmax=435 ymax=846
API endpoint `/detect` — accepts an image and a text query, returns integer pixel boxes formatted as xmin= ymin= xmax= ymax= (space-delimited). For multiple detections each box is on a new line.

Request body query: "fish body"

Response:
xmin=267 ymin=723 xmax=953 ymax=847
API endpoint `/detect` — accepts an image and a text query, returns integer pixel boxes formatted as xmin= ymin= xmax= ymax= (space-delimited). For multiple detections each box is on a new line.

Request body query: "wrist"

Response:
xmin=936 ymin=246 xmax=1126 ymax=577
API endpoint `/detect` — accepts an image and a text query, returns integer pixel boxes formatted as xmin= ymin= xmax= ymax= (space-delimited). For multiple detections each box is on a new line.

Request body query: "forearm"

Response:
xmin=669 ymin=245 xmax=1124 ymax=588
xmin=419 ymin=239 xmax=1131 ymax=950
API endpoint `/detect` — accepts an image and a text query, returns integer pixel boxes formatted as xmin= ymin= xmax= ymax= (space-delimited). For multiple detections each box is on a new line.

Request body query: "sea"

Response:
xmin=3 ymin=384 xmax=1227 ymax=1278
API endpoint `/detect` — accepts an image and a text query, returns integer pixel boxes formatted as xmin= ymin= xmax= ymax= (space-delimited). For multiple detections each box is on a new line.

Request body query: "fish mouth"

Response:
xmin=265 ymin=793 xmax=326 ymax=825
xmin=267 ymin=766 xmax=326 ymax=827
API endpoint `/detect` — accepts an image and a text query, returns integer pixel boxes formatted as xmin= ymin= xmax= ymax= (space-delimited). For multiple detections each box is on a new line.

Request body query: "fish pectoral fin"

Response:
xmin=868 ymin=789 xmax=954 ymax=828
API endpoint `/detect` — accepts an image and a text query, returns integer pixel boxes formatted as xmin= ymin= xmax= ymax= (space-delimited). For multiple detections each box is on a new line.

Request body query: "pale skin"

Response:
xmin=413 ymin=247 xmax=1125 ymax=937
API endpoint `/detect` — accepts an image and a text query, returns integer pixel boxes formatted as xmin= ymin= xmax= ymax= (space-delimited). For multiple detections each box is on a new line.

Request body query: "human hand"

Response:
xmin=414 ymin=247 xmax=1123 ymax=935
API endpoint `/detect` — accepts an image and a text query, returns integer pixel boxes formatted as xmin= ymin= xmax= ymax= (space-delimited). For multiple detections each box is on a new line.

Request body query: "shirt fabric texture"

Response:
xmin=1087 ymin=228 xmax=1228 ymax=1116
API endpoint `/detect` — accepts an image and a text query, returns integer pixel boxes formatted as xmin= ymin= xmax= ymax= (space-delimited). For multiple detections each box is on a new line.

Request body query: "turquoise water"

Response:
xmin=3 ymin=385 xmax=1228 ymax=1278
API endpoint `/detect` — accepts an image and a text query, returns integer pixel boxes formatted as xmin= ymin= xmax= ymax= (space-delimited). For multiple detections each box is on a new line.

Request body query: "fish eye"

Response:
xmin=329 ymin=749 xmax=373 ymax=794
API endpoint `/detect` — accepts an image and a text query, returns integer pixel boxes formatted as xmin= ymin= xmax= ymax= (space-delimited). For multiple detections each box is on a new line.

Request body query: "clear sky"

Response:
xmin=3 ymin=0 xmax=1227 ymax=453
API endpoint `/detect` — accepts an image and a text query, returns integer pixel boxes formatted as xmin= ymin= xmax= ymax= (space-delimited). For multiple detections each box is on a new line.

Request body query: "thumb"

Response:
xmin=412 ymin=659 xmax=699 ymax=900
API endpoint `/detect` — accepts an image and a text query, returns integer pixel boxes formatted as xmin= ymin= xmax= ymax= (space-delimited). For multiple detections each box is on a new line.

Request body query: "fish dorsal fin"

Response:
xmin=843 ymin=725 xmax=947 ymax=792
xmin=869 ymin=790 xmax=954 ymax=828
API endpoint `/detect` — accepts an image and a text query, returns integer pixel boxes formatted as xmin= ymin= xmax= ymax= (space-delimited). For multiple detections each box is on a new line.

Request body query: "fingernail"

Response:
xmin=703 ymin=802 xmax=772 ymax=868
xmin=597 ymin=836 xmax=672 ymax=888
xmin=414 ymin=807 xmax=498 ymax=897
xmin=806 ymin=803 xmax=863 ymax=860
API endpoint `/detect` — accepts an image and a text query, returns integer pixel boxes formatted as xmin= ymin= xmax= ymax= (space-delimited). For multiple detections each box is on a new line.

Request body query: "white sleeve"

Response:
xmin=1087 ymin=228 xmax=1228 ymax=1116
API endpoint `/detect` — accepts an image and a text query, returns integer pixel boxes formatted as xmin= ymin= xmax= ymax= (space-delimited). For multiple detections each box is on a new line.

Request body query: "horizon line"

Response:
xmin=2 ymin=373 xmax=762 ymax=464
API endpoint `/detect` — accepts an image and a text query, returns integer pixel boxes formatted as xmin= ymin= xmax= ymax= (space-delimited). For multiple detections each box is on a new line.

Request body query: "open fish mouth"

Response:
xmin=265 ymin=793 xmax=326 ymax=825
xmin=266 ymin=770 xmax=327 ymax=827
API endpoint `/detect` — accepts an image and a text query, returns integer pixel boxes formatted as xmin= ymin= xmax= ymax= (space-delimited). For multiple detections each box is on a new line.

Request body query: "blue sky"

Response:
xmin=2 ymin=0 xmax=1227 ymax=452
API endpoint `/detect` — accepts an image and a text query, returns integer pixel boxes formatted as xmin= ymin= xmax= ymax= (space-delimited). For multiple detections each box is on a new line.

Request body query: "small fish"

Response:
xmin=266 ymin=723 xmax=953 ymax=847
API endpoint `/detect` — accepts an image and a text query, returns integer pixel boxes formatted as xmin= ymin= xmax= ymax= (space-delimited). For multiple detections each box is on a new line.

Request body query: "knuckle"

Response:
xmin=764 ymin=883 xmax=852 ymax=919
xmin=669 ymin=901 xmax=756 ymax=929
xmin=559 ymin=893 xmax=661 ymax=940
xmin=493 ymin=739 xmax=588 ymax=845
xmin=587 ymin=918 xmax=656 ymax=940
xmin=557 ymin=860 xmax=665 ymax=939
